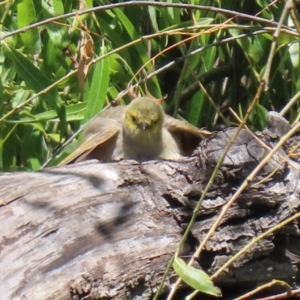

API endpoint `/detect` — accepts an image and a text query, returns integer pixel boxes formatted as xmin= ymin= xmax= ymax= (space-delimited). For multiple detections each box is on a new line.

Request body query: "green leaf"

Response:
xmin=84 ymin=48 xmax=110 ymax=122
xmin=17 ymin=0 xmax=41 ymax=54
xmin=3 ymin=43 xmax=52 ymax=91
xmin=166 ymin=0 xmax=181 ymax=25
xmin=11 ymin=89 xmax=30 ymax=108
xmin=162 ymin=0 xmax=182 ymax=52
xmin=43 ymin=37 xmax=60 ymax=72
xmin=97 ymin=18 xmax=132 ymax=66
xmin=0 ymin=123 xmax=20 ymax=170
xmin=20 ymin=129 xmax=44 ymax=170
xmin=187 ymin=91 xmax=207 ymax=126
xmin=162 ymin=17 xmax=214 ymax=31
xmin=249 ymin=104 xmax=268 ymax=130
xmin=38 ymin=102 xmax=86 ymax=121
xmin=47 ymin=133 xmax=61 ymax=143
xmin=42 ymin=0 xmax=67 ymax=47
xmin=108 ymin=86 xmax=120 ymax=101
xmin=0 ymin=124 xmax=18 ymax=148
xmin=42 ymin=0 xmax=64 ymax=16
xmin=29 ymin=122 xmax=47 ymax=135
xmin=45 ymin=24 xmax=68 ymax=48
xmin=202 ymin=46 xmax=217 ymax=72
xmin=252 ymin=35 xmax=268 ymax=60
xmin=229 ymin=28 xmax=260 ymax=63
xmin=113 ymin=7 xmax=161 ymax=95
xmin=277 ymin=32 xmax=298 ymax=46
xmin=52 ymin=0 xmax=64 ymax=14
xmin=289 ymin=42 xmax=300 ymax=68
xmin=113 ymin=8 xmax=142 ymax=45
xmin=7 ymin=102 xmax=86 ymax=123
xmin=24 ymin=123 xmax=59 ymax=143
xmin=256 ymin=0 xmax=271 ymax=18
xmin=173 ymin=258 xmax=221 ymax=297
xmin=0 ymin=77 xmax=4 ymax=110
xmin=3 ymin=44 xmax=66 ymax=134
xmin=29 ymin=157 xmax=41 ymax=170
xmin=148 ymin=6 xmax=159 ymax=31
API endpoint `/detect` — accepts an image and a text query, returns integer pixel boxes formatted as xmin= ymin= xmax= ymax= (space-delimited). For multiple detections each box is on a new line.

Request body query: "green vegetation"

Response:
xmin=0 ymin=0 xmax=299 ymax=171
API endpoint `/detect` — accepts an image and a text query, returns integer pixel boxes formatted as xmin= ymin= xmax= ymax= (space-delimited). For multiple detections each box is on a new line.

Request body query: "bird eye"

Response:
xmin=131 ymin=115 xmax=136 ymax=122
xmin=153 ymin=119 xmax=157 ymax=125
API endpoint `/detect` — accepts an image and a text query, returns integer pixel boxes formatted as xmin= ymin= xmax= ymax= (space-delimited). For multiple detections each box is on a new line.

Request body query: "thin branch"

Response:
xmin=0 ymin=2 xmax=295 ymax=42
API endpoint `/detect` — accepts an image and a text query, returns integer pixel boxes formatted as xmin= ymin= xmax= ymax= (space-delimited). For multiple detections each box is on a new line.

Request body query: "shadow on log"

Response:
xmin=0 ymin=112 xmax=299 ymax=299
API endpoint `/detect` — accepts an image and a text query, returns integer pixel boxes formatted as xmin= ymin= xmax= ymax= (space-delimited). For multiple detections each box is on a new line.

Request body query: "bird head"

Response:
xmin=123 ymin=97 xmax=164 ymax=139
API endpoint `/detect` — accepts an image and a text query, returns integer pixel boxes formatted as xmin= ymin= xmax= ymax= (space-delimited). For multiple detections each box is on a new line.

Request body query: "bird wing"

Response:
xmin=97 ymin=105 xmax=126 ymax=122
xmin=164 ymin=115 xmax=212 ymax=156
xmin=58 ymin=106 xmax=126 ymax=166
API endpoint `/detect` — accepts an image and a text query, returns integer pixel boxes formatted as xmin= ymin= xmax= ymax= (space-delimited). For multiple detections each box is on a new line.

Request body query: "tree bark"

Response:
xmin=1 ymin=112 xmax=299 ymax=300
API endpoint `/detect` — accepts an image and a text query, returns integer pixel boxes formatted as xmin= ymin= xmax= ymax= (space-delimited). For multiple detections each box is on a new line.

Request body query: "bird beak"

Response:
xmin=140 ymin=122 xmax=149 ymax=130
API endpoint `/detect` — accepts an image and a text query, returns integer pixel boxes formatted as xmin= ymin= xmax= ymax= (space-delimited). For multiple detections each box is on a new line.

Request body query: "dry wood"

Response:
xmin=0 ymin=112 xmax=300 ymax=300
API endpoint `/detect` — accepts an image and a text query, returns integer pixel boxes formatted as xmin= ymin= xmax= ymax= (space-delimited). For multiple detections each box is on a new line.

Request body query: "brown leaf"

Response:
xmin=78 ymin=33 xmax=94 ymax=92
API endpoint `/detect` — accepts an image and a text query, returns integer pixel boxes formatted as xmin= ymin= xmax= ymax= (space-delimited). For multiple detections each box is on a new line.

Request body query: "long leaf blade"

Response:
xmin=173 ymin=258 xmax=222 ymax=297
xmin=84 ymin=51 xmax=110 ymax=122
xmin=17 ymin=0 xmax=41 ymax=54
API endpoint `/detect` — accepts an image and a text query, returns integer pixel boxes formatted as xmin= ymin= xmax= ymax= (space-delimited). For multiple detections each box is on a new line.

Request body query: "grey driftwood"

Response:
xmin=0 ymin=112 xmax=299 ymax=300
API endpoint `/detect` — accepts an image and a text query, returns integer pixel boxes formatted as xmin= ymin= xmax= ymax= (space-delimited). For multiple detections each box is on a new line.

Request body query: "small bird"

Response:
xmin=59 ymin=97 xmax=210 ymax=165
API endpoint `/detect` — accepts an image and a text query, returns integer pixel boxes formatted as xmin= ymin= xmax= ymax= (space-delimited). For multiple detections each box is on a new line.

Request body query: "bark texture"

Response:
xmin=0 ymin=112 xmax=300 ymax=300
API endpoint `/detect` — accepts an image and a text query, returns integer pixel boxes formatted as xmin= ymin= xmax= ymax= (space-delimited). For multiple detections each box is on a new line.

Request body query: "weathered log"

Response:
xmin=0 ymin=112 xmax=299 ymax=300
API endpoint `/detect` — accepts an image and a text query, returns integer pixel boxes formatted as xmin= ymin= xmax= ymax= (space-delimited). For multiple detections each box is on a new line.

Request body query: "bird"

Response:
xmin=58 ymin=97 xmax=211 ymax=165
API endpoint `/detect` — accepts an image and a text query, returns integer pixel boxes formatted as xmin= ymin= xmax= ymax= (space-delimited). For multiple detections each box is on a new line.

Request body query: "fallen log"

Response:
xmin=0 ymin=112 xmax=299 ymax=300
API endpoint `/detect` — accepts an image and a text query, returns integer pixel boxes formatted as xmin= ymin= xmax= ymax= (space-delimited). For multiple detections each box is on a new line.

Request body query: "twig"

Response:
xmin=235 ymin=280 xmax=292 ymax=300
xmin=0 ymin=2 xmax=294 ymax=42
